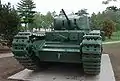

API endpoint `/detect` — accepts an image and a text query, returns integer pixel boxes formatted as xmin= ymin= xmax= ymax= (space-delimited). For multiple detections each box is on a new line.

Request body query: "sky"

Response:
xmin=1 ymin=0 xmax=120 ymax=15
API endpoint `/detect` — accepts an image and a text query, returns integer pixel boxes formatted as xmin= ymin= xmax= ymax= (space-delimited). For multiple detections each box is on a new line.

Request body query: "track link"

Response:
xmin=82 ymin=35 xmax=102 ymax=75
xmin=14 ymin=55 xmax=40 ymax=70
xmin=12 ymin=33 xmax=41 ymax=70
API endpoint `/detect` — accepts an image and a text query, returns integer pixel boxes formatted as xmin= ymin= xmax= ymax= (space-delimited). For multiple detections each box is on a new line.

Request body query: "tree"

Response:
xmin=45 ymin=11 xmax=54 ymax=28
xmin=90 ymin=13 xmax=97 ymax=29
xmin=77 ymin=9 xmax=89 ymax=16
xmin=102 ymin=0 xmax=117 ymax=4
xmin=32 ymin=13 xmax=44 ymax=30
xmin=32 ymin=11 xmax=54 ymax=30
xmin=51 ymin=11 xmax=57 ymax=17
xmin=102 ymin=19 xmax=115 ymax=39
xmin=0 ymin=2 xmax=20 ymax=46
xmin=17 ymin=0 xmax=36 ymax=31
xmin=90 ymin=12 xmax=103 ymax=30
xmin=102 ymin=0 xmax=120 ymax=31
xmin=90 ymin=6 xmax=120 ymax=32
xmin=106 ymin=6 xmax=118 ymax=11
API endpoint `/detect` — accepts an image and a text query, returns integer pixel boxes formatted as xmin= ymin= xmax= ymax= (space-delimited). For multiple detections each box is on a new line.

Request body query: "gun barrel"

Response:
xmin=61 ymin=9 xmax=70 ymax=21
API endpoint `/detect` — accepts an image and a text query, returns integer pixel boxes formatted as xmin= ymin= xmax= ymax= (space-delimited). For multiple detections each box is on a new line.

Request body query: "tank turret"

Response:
xmin=54 ymin=9 xmax=90 ymax=30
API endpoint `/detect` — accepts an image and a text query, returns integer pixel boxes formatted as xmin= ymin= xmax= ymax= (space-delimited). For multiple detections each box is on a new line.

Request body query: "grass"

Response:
xmin=104 ymin=31 xmax=120 ymax=42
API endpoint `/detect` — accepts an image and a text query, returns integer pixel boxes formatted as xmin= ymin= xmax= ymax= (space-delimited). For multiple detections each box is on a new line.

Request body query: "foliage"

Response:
xmin=90 ymin=12 xmax=103 ymax=30
xmin=0 ymin=2 xmax=20 ymax=46
xmin=17 ymin=0 xmax=36 ymax=31
xmin=102 ymin=0 xmax=117 ymax=4
xmin=32 ymin=12 xmax=54 ymax=30
xmin=106 ymin=6 xmax=118 ymax=11
xmin=44 ymin=12 xmax=54 ymax=28
xmin=102 ymin=19 xmax=115 ymax=39
xmin=90 ymin=6 xmax=120 ymax=39
xmin=51 ymin=11 xmax=57 ymax=17
xmin=104 ymin=31 xmax=120 ymax=42
xmin=90 ymin=6 xmax=120 ymax=30
xmin=77 ymin=9 xmax=89 ymax=15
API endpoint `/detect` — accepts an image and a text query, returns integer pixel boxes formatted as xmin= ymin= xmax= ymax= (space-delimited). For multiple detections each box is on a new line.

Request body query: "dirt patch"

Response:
xmin=103 ymin=43 xmax=120 ymax=81
xmin=0 ymin=46 xmax=11 ymax=54
xmin=0 ymin=57 xmax=24 ymax=81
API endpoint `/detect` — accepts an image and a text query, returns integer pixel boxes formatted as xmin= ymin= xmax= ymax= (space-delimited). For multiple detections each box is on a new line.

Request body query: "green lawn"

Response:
xmin=104 ymin=31 xmax=120 ymax=42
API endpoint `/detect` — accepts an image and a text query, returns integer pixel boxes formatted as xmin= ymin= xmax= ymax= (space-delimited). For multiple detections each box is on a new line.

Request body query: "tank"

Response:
xmin=12 ymin=9 xmax=103 ymax=75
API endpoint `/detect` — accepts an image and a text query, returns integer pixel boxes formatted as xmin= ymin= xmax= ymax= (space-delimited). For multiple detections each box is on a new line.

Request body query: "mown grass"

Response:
xmin=104 ymin=31 xmax=120 ymax=42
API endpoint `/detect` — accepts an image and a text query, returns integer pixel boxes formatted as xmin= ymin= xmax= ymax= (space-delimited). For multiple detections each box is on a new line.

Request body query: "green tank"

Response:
xmin=12 ymin=9 xmax=103 ymax=75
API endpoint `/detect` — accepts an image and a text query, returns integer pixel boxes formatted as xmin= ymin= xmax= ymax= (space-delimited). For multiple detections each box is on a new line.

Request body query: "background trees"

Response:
xmin=102 ymin=0 xmax=117 ymax=4
xmin=90 ymin=6 xmax=120 ymax=39
xmin=102 ymin=19 xmax=115 ymax=39
xmin=17 ymin=0 xmax=36 ymax=31
xmin=32 ymin=12 xmax=54 ymax=31
xmin=0 ymin=2 xmax=20 ymax=46
xmin=77 ymin=9 xmax=89 ymax=15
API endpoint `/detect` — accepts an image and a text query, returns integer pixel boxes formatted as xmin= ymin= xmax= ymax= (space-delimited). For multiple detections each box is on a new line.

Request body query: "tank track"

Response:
xmin=12 ymin=32 xmax=42 ymax=70
xmin=81 ymin=35 xmax=102 ymax=75
xmin=14 ymin=54 xmax=40 ymax=70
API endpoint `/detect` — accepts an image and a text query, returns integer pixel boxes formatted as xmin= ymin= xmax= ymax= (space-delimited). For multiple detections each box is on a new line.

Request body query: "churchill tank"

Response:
xmin=12 ymin=9 xmax=103 ymax=75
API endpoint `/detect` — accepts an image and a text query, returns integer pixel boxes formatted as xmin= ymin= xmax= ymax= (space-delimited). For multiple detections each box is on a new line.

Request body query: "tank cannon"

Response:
xmin=61 ymin=9 xmax=71 ymax=26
